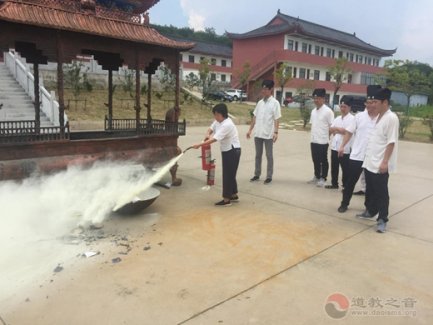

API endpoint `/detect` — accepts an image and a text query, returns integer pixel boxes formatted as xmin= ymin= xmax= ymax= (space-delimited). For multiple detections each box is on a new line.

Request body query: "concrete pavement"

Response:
xmin=1 ymin=125 xmax=432 ymax=325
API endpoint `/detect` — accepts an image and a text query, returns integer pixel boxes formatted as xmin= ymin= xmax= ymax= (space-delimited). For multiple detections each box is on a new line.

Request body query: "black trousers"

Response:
xmin=341 ymin=159 xmax=364 ymax=207
xmin=310 ymin=143 xmax=329 ymax=180
xmin=330 ymin=150 xmax=350 ymax=187
xmin=221 ymin=147 xmax=241 ymax=199
xmin=364 ymin=169 xmax=390 ymax=223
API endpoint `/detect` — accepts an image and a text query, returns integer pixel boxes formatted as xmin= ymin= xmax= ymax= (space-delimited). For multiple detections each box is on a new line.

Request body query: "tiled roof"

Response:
xmin=170 ymin=38 xmax=232 ymax=57
xmin=228 ymin=11 xmax=396 ymax=56
xmin=96 ymin=0 xmax=159 ymax=13
xmin=0 ymin=0 xmax=194 ymax=50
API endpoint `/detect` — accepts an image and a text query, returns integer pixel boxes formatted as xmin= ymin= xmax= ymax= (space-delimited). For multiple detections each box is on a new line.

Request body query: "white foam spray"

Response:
xmin=113 ymin=153 xmax=184 ymax=211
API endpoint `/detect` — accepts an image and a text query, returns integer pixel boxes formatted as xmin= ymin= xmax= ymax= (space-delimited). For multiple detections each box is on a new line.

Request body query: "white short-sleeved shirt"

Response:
xmin=310 ymin=104 xmax=334 ymax=144
xmin=330 ymin=113 xmax=355 ymax=153
xmin=253 ymin=96 xmax=281 ymax=139
xmin=363 ymin=109 xmax=399 ymax=173
xmin=346 ymin=110 xmax=378 ymax=161
xmin=211 ymin=118 xmax=241 ymax=152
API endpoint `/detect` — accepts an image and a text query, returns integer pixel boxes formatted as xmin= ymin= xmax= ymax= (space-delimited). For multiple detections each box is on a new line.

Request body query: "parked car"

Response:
xmin=224 ymin=89 xmax=247 ymax=101
xmin=206 ymin=91 xmax=234 ymax=102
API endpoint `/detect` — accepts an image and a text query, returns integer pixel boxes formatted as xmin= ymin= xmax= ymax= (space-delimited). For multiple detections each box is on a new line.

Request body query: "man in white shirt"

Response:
xmin=362 ymin=88 xmax=399 ymax=233
xmin=247 ymin=80 xmax=281 ymax=184
xmin=327 ymin=96 xmax=355 ymax=189
xmin=308 ymin=88 xmax=334 ymax=187
xmin=192 ymin=103 xmax=241 ymax=206
xmin=337 ymin=85 xmax=380 ymax=213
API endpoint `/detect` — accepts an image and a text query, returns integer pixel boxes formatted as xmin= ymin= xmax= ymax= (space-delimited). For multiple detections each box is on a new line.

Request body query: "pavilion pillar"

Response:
xmin=135 ymin=51 xmax=141 ymax=131
xmin=174 ymin=57 xmax=180 ymax=122
xmin=108 ymin=69 xmax=113 ymax=130
xmin=56 ymin=32 xmax=65 ymax=136
xmin=33 ymin=62 xmax=40 ymax=133
xmin=147 ymin=72 xmax=152 ymax=121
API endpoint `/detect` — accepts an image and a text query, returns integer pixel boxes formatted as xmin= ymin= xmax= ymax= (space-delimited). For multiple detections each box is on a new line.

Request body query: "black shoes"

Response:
xmin=353 ymin=190 xmax=365 ymax=196
xmin=250 ymin=176 xmax=259 ymax=182
xmin=325 ymin=184 xmax=339 ymax=189
xmin=231 ymin=194 xmax=239 ymax=202
xmin=215 ymin=200 xmax=232 ymax=206
xmin=264 ymin=178 xmax=272 ymax=184
xmin=338 ymin=205 xmax=348 ymax=213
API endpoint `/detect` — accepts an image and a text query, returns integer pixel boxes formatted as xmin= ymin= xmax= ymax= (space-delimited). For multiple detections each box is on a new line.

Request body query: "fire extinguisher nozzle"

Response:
xmin=183 ymin=146 xmax=193 ymax=153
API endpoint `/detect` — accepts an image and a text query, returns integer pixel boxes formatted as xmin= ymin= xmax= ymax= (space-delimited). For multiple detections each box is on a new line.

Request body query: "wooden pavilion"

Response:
xmin=0 ymin=0 xmax=194 ymax=180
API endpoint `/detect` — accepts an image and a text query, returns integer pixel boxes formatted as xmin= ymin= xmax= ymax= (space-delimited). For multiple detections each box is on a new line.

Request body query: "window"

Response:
xmin=314 ymin=70 xmax=320 ymax=80
xmin=356 ymin=54 xmax=359 ymax=63
xmin=221 ymin=59 xmax=227 ymax=67
xmin=320 ymin=47 xmax=324 ymax=56
xmin=221 ymin=74 xmax=226 ymax=82
xmin=349 ymin=53 xmax=354 ymax=62
xmin=338 ymin=51 xmax=343 ymax=58
xmin=326 ymin=72 xmax=331 ymax=81
xmin=348 ymin=74 xmax=353 ymax=84
xmin=315 ymin=45 xmax=320 ymax=55
xmin=308 ymin=44 xmax=312 ymax=54
xmin=211 ymin=58 xmax=217 ymax=65
xmin=299 ymin=68 xmax=306 ymax=79
xmin=293 ymin=67 xmax=297 ymax=78
xmin=306 ymin=69 xmax=310 ymax=79
xmin=367 ymin=57 xmax=372 ymax=65
xmin=361 ymin=73 xmax=376 ymax=85
xmin=326 ymin=48 xmax=332 ymax=57
xmin=346 ymin=52 xmax=350 ymax=59
xmin=358 ymin=55 xmax=363 ymax=64
xmin=200 ymin=56 xmax=205 ymax=62
xmin=285 ymin=66 xmax=293 ymax=77
xmin=302 ymin=43 xmax=308 ymax=53
xmin=287 ymin=39 xmax=294 ymax=50
xmin=332 ymin=49 xmax=335 ymax=58
xmin=211 ymin=73 xmax=216 ymax=81
xmin=188 ymin=55 xmax=194 ymax=63
xmin=295 ymin=41 xmax=299 ymax=51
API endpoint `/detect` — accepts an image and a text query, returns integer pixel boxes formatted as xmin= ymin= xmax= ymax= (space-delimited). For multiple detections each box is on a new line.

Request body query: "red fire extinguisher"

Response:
xmin=201 ymin=143 xmax=215 ymax=186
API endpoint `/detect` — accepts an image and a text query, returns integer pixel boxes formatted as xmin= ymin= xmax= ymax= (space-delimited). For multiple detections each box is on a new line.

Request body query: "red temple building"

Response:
xmin=228 ymin=10 xmax=396 ymax=103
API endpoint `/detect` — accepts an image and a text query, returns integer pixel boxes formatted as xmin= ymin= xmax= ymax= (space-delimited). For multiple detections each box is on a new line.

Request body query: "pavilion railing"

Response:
xmin=105 ymin=117 xmax=186 ymax=136
xmin=0 ymin=120 xmax=70 ymax=143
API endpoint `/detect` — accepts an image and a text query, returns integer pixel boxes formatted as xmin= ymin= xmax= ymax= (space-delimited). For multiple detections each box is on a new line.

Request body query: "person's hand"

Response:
xmin=273 ymin=133 xmax=278 ymax=143
xmin=379 ymin=161 xmax=389 ymax=174
xmin=337 ymin=146 xmax=344 ymax=157
xmin=203 ymin=136 xmax=209 ymax=141
xmin=192 ymin=144 xmax=201 ymax=149
xmin=246 ymin=130 xmax=252 ymax=139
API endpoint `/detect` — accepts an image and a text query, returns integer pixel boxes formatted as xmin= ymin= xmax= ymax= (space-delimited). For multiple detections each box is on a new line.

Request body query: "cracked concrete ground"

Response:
xmin=1 ymin=125 xmax=432 ymax=325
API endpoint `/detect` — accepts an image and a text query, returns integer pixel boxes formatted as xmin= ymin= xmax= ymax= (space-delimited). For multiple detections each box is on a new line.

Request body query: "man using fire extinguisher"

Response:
xmin=192 ymin=103 xmax=241 ymax=206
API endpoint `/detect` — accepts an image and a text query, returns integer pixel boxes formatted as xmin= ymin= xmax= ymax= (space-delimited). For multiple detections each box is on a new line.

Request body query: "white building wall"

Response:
xmin=284 ymin=35 xmax=381 ymax=67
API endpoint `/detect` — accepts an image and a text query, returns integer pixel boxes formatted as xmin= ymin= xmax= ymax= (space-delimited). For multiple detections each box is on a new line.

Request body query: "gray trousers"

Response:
xmin=254 ymin=137 xmax=274 ymax=179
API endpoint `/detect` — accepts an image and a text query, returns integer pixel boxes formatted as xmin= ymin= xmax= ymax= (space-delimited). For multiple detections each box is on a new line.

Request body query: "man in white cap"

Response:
xmin=247 ymin=79 xmax=281 ymax=184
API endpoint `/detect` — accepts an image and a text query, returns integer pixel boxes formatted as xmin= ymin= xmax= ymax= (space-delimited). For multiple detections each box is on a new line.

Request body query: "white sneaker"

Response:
xmin=307 ymin=177 xmax=319 ymax=184
xmin=316 ymin=178 xmax=326 ymax=187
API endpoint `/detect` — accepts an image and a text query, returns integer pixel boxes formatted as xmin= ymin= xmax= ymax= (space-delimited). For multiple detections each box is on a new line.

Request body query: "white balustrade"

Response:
xmin=3 ymin=51 xmax=67 ymax=126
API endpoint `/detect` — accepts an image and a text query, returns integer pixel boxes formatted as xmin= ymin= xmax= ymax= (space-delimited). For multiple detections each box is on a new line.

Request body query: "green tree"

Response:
xmin=198 ymin=57 xmax=212 ymax=99
xmin=65 ymin=61 xmax=93 ymax=100
xmin=328 ymin=58 xmax=352 ymax=108
xmin=184 ymin=72 xmax=200 ymax=90
xmin=384 ymin=59 xmax=431 ymax=114
xmin=237 ymin=62 xmax=251 ymax=102
xmin=120 ymin=69 xmax=135 ymax=98
xmin=158 ymin=65 xmax=176 ymax=93
xmin=294 ymin=80 xmax=315 ymax=128
xmin=274 ymin=62 xmax=293 ymax=105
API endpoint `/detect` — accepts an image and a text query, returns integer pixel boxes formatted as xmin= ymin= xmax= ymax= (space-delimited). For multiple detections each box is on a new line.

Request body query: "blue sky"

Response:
xmin=149 ymin=0 xmax=433 ymax=65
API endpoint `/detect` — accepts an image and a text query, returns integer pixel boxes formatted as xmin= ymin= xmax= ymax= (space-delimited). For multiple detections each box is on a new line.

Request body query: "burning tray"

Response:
xmin=114 ymin=187 xmax=160 ymax=215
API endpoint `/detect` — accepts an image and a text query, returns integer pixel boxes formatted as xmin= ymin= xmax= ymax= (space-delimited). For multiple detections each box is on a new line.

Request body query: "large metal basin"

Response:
xmin=114 ymin=187 xmax=160 ymax=215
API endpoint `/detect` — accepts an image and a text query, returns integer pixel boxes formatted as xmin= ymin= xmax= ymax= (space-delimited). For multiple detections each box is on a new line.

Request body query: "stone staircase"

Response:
xmin=0 ymin=62 xmax=52 ymax=126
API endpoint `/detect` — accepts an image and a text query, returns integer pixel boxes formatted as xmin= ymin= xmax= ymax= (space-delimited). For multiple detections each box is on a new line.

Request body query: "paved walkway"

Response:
xmin=1 ymin=126 xmax=432 ymax=324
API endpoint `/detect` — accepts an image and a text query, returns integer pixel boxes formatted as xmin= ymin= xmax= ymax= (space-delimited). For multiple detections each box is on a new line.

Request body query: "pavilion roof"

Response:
xmin=0 ymin=0 xmax=194 ymax=50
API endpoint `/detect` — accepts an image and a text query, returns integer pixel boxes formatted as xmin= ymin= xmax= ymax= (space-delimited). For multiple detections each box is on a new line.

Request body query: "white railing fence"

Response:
xmin=4 ymin=51 xmax=67 ymax=126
